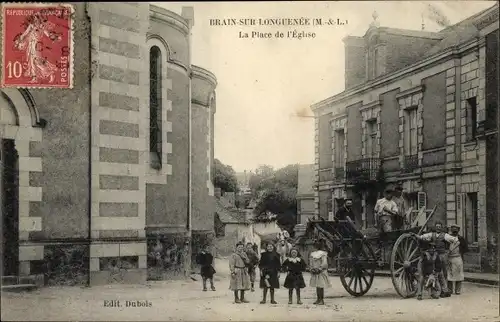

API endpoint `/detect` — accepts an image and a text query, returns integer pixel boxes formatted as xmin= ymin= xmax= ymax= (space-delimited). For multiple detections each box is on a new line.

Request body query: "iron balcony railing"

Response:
xmin=345 ymin=158 xmax=381 ymax=184
xmin=402 ymin=154 xmax=419 ymax=173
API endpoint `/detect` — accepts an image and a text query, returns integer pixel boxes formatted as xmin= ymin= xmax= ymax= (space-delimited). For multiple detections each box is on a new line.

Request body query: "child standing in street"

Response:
xmin=245 ymin=242 xmax=260 ymax=292
xmin=196 ymin=244 xmax=216 ymax=291
xmin=282 ymin=248 xmax=306 ymax=304
xmin=309 ymin=240 xmax=331 ymax=305
xmin=229 ymin=242 xmax=251 ymax=303
xmin=259 ymin=242 xmax=281 ymax=304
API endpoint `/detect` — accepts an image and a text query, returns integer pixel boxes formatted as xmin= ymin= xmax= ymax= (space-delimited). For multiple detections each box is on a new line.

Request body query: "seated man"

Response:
xmin=374 ymin=189 xmax=399 ymax=233
xmin=334 ymin=199 xmax=358 ymax=234
xmin=335 ymin=199 xmax=355 ymax=222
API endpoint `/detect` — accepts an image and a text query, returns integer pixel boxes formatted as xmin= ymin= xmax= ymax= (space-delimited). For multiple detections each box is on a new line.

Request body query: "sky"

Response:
xmin=153 ymin=1 xmax=495 ymax=173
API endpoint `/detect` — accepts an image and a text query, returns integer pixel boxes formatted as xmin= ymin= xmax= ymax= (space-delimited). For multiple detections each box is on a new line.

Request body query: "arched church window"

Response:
xmin=149 ymin=46 xmax=162 ymax=168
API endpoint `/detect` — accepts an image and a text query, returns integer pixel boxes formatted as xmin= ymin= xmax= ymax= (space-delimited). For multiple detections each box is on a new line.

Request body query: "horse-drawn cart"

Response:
xmin=298 ymin=205 xmax=437 ymax=298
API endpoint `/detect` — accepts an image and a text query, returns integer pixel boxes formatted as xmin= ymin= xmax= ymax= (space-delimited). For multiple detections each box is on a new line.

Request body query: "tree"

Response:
xmin=252 ymin=164 xmax=299 ymax=234
xmin=213 ymin=159 xmax=239 ymax=193
xmin=248 ymin=165 xmax=274 ymax=195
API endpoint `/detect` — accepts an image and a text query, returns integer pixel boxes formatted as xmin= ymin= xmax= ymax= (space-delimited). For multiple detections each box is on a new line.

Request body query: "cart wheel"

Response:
xmin=391 ymin=233 xmax=420 ymax=298
xmin=339 ymin=241 xmax=376 ymax=297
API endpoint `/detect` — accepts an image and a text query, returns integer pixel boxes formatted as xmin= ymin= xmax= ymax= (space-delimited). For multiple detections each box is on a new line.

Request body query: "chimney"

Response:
xmin=215 ymin=188 xmax=222 ymax=199
xmin=181 ymin=6 xmax=195 ymax=28
xmin=342 ymin=36 xmax=366 ymax=89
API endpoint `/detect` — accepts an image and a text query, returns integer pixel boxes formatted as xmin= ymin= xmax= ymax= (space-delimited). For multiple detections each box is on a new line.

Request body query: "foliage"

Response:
xmin=213 ymin=158 xmax=239 ymax=193
xmin=248 ymin=165 xmax=274 ymax=194
xmin=44 ymin=245 xmax=88 ymax=286
xmin=236 ymin=193 xmax=252 ymax=209
xmin=250 ymin=164 xmax=299 ymax=234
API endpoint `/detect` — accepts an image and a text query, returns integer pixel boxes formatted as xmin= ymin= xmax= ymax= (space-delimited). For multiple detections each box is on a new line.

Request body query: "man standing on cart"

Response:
xmin=392 ymin=186 xmax=407 ymax=230
xmin=374 ymin=188 xmax=399 ymax=233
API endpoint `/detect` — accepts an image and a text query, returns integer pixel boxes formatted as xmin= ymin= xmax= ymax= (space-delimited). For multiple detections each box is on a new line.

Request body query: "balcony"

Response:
xmin=477 ymin=109 xmax=498 ymax=138
xmin=334 ymin=167 xmax=345 ymax=182
xmin=402 ymin=154 xmax=419 ymax=173
xmin=346 ymin=158 xmax=382 ymax=184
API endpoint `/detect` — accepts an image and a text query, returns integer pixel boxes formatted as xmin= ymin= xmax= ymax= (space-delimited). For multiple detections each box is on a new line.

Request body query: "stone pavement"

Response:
xmin=1 ymin=259 xmax=499 ymax=322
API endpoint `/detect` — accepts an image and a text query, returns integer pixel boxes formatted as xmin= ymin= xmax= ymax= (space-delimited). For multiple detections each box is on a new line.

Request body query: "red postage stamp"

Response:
xmin=1 ymin=3 xmax=74 ymax=88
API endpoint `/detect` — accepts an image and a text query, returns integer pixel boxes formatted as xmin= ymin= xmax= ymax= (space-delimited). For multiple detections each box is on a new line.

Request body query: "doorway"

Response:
xmin=365 ymin=190 xmax=378 ymax=228
xmin=2 ymin=139 xmax=19 ymax=276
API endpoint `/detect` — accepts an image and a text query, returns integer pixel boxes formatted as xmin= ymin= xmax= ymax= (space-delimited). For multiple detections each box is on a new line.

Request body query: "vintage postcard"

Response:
xmin=0 ymin=1 xmax=499 ymax=321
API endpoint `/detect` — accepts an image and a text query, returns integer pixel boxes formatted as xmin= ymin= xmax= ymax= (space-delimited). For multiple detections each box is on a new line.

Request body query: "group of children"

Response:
xmin=200 ymin=240 xmax=330 ymax=305
xmin=197 ymin=221 xmax=468 ymax=303
xmin=229 ymin=240 xmax=332 ymax=305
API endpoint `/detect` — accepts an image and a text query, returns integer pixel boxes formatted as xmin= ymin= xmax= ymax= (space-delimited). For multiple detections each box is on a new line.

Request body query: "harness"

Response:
xmin=420 ymin=233 xmax=444 ymax=276
xmin=418 ymin=235 xmax=439 ymax=291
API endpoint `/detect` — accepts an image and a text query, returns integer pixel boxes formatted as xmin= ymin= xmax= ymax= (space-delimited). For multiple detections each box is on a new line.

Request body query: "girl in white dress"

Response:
xmin=309 ymin=241 xmax=331 ymax=305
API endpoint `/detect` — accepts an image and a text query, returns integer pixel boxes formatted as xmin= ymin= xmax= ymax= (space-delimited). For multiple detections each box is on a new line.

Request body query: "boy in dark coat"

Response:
xmin=196 ymin=244 xmax=216 ymax=291
xmin=259 ymin=242 xmax=281 ymax=304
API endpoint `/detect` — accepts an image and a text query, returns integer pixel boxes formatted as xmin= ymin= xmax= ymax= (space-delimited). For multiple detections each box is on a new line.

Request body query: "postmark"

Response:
xmin=1 ymin=3 xmax=74 ymax=88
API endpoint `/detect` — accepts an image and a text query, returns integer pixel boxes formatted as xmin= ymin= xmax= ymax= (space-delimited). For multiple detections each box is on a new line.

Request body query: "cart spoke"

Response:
xmin=403 ymin=272 xmax=411 ymax=294
xmin=408 ymin=244 xmax=418 ymax=259
xmin=358 ymin=274 xmax=365 ymax=292
xmin=407 ymin=277 xmax=413 ymax=294
xmin=410 ymin=257 xmax=420 ymax=264
xmin=407 ymin=274 xmax=416 ymax=292
xmin=398 ymin=272 xmax=405 ymax=291
xmin=402 ymin=239 xmax=408 ymax=257
xmin=361 ymin=273 xmax=369 ymax=287
xmin=395 ymin=266 xmax=404 ymax=275
xmin=353 ymin=275 xmax=358 ymax=293
xmin=404 ymin=242 xmax=412 ymax=260
xmin=348 ymin=274 xmax=355 ymax=288
xmin=396 ymin=248 xmax=404 ymax=260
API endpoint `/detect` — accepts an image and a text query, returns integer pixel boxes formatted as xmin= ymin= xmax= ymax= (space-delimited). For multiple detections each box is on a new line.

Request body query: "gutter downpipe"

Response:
xmin=184 ymin=7 xmax=194 ymax=277
xmin=86 ymin=4 xmax=92 ymax=287
xmin=496 ymin=30 xmax=500 ymax=283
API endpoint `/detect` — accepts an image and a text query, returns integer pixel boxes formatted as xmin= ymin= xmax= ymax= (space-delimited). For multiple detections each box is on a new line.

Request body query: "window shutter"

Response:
xmin=457 ymin=193 xmax=466 ymax=230
xmin=417 ymin=192 xmax=427 ymax=210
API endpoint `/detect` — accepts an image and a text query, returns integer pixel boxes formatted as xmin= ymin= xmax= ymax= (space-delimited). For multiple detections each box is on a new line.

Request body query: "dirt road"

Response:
xmin=2 ymin=259 xmax=498 ymax=321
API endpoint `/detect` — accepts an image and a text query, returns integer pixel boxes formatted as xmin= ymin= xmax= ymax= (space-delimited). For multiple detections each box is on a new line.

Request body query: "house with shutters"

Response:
xmin=311 ymin=5 xmax=498 ymax=272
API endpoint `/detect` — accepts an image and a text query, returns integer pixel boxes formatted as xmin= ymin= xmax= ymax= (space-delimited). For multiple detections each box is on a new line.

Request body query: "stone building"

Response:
xmin=0 ymin=3 xmax=216 ymax=286
xmin=296 ymin=164 xmax=315 ymax=224
xmin=311 ymin=5 xmax=498 ymax=272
